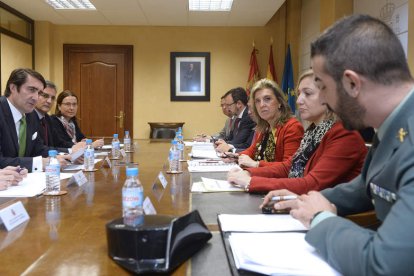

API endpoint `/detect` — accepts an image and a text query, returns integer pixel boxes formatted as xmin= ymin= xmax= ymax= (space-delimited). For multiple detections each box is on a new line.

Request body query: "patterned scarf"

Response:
xmin=58 ymin=116 xmax=76 ymax=143
xmin=253 ymin=128 xmax=276 ymax=162
xmin=288 ymin=119 xmax=335 ymax=178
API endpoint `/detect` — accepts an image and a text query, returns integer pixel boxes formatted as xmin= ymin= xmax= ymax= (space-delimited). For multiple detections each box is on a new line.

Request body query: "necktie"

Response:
xmin=18 ymin=116 xmax=27 ymax=157
xmin=41 ymin=117 xmax=48 ymax=145
xmin=233 ymin=118 xmax=241 ymax=136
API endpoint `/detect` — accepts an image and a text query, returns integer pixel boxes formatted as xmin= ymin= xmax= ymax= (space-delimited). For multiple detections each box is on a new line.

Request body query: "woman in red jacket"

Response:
xmin=224 ymin=79 xmax=304 ymax=167
xmin=227 ymin=70 xmax=367 ymax=194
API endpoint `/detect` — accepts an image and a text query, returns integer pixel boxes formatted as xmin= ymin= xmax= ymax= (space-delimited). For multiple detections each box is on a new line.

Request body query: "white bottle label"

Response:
xmin=122 ymin=188 xmax=143 ymax=208
xmin=45 ymin=164 xmax=60 ymax=176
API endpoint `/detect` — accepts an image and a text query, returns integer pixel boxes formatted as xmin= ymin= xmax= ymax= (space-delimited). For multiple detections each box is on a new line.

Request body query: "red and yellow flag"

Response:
xmin=266 ymin=44 xmax=277 ymax=83
xmin=246 ymin=46 xmax=259 ymax=96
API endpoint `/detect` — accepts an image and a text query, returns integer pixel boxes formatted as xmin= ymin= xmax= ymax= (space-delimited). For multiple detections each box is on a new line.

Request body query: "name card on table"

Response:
xmin=143 ymin=197 xmax=157 ymax=215
xmin=158 ymin=172 xmax=168 ymax=188
xmin=67 ymin=171 xmax=87 ymax=187
xmin=0 ymin=201 xmax=30 ymax=231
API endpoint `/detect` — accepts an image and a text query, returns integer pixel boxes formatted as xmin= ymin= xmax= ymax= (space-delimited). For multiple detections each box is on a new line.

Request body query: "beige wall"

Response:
xmin=34 ymin=4 xmax=296 ymax=139
xmin=0 ymin=34 xmax=32 ymax=92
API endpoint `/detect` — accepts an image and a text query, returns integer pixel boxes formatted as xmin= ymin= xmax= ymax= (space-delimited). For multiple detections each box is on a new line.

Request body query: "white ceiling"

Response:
xmin=1 ymin=0 xmax=286 ymax=27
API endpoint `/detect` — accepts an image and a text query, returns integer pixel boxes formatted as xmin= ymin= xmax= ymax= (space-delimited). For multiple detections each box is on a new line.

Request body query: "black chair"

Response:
xmin=148 ymin=122 xmax=185 ymax=139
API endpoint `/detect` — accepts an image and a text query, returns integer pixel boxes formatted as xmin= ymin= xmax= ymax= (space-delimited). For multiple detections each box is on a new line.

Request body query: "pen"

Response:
xmin=270 ymin=195 xmax=297 ymax=201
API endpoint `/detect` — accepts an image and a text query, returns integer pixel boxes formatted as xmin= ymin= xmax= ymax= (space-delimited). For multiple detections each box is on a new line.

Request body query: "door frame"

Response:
xmin=63 ymin=44 xmax=133 ymax=138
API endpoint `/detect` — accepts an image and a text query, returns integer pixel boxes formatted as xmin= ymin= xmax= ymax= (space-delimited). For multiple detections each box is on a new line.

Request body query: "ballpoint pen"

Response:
xmin=270 ymin=195 xmax=297 ymax=201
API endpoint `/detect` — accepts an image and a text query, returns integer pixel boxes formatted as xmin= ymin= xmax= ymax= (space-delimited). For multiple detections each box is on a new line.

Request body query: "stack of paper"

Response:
xmin=0 ymin=172 xmax=73 ymax=197
xmin=228 ymin=232 xmax=340 ymax=275
xmin=191 ymin=177 xmax=244 ymax=193
xmin=218 ymin=214 xmax=340 ymax=275
xmin=63 ymin=159 xmax=102 ymax=171
xmin=187 ymin=160 xmax=239 ymax=172
xmin=190 ymin=143 xmax=219 ymax=159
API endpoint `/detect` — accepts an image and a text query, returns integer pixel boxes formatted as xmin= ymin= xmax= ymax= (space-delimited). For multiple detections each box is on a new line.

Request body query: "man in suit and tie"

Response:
xmin=266 ymin=15 xmax=414 ymax=275
xmin=216 ymin=87 xmax=256 ymax=152
xmin=0 ymin=68 xmax=71 ymax=172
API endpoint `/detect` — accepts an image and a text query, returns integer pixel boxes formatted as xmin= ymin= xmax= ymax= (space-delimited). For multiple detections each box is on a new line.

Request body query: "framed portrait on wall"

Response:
xmin=170 ymin=52 xmax=210 ymax=101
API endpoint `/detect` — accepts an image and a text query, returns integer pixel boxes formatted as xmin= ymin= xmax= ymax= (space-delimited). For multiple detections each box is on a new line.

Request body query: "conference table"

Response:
xmin=0 ymin=140 xmax=265 ymax=276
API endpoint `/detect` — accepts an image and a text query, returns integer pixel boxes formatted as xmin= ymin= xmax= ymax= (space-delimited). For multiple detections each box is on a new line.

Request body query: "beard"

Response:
xmin=333 ymin=84 xmax=367 ymax=131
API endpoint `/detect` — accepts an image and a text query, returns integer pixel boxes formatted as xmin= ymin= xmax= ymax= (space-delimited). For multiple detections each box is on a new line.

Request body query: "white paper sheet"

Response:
xmin=190 ymin=178 xmax=244 ymax=193
xmin=63 ymin=159 xmax=101 ymax=171
xmin=101 ymin=144 xmax=124 ymax=149
xmin=218 ymin=214 xmax=307 ymax=232
xmin=0 ymin=172 xmax=74 ymax=197
xmin=190 ymin=143 xmax=219 ymax=159
xmin=228 ymin=232 xmax=341 ymax=276
xmin=187 ymin=160 xmax=240 ymax=172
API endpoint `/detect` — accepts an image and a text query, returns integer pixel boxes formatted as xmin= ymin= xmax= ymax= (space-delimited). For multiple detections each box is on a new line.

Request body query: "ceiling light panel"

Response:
xmin=46 ymin=0 xmax=96 ymax=10
xmin=189 ymin=0 xmax=233 ymax=11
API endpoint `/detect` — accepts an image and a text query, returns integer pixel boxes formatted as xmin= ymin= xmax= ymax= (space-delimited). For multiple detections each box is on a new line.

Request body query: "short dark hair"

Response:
xmin=229 ymin=87 xmax=248 ymax=106
xmin=4 ymin=68 xmax=46 ymax=97
xmin=55 ymin=90 xmax=79 ymax=117
xmin=311 ymin=14 xmax=412 ymax=86
xmin=45 ymin=80 xmax=57 ymax=91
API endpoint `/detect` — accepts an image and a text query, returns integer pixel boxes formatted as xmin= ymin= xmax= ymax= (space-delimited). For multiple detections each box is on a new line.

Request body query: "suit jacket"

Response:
xmin=35 ymin=111 xmax=68 ymax=153
xmin=246 ymin=122 xmax=367 ymax=194
xmin=239 ymin=117 xmax=304 ymax=166
xmin=305 ymin=91 xmax=414 ymax=275
xmin=226 ymin=107 xmax=256 ymax=150
xmin=0 ymin=97 xmax=49 ymax=171
xmin=50 ymin=115 xmax=85 ymax=148
xmin=215 ymin=117 xmax=232 ymax=140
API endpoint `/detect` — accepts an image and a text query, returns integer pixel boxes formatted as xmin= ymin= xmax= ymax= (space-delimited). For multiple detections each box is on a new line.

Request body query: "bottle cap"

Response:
xmin=113 ymin=134 xmax=118 ymax=138
xmin=171 ymin=140 xmax=177 ymax=145
xmin=177 ymin=135 xmax=183 ymax=139
xmin=125 ymin=130 xmax=129 ymax=135
xmin=126 ymin=167 xmax=138 ymax=176
xmin=86 ymin=139 xmax=92 ymax=144
xmin=48 ymin=150 xmax=58 ymax=157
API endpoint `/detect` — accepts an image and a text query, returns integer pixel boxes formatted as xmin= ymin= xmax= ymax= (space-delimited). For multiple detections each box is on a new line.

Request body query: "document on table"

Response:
xmin=228 ymin=232 xmax=341 ymax=276
xmin=63 ymin=159 xmax=101 ymax=171
xmin=187 ymin=160 xmax=240 ymax=172
xmin=184 ymin=141 xmax=213 ymax=147
xmin=101 ymin=144 xmax=124 ymax=149
xmin=0 ymin=172 xmax=74 ymax=197
xmin=218 ymin=214 xmax=307 ymax=232
xmin=190 ymin=143 xmax=219 ymax=159
xmin=191 ymin=177 xmax=244 ymax=193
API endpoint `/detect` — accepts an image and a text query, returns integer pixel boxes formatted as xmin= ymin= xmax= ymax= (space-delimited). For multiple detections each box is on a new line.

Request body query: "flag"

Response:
xmin=281 ymin=44 xmax=295 ymax=113
xmin=246 ymin=47 xmax=259 ymax=96
xmin=266 ymin=44 xmax=277 ymax=82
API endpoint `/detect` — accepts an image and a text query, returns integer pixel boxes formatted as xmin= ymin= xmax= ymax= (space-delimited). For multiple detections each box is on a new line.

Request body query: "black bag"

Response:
xmin=106 ymin=210 xmax=212 ymax=274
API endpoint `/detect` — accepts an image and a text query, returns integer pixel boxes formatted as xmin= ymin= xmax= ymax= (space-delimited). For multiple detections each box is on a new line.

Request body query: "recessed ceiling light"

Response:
xmin=189 ymin=0 xmax=233 ymax=11
xmin=46 ymin=0 xmax=96 ymax=10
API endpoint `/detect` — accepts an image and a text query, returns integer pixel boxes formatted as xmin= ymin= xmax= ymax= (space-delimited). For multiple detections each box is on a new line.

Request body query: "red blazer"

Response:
xmin=245 ymin=122 xmax=367 ymax=194
xmin=239 ymin=117 xmax=303 ymax=166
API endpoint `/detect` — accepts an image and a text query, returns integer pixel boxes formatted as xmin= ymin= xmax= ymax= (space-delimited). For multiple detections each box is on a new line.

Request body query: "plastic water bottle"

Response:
xmin=84 ymin=139 xmax=95 ymax=171
xmin=176 ymin=134 xmax=185 ymax=161
xmin=122 ymin=167 xmax=144 ymax=226
xmin=168 ymin=140 xmax=181 ymax=172
xmin=124 ymin=130 xmax=132 ymax=152
xmin=45 ymin=150 xmax=61 ymax=195
xmin=111 ymin=134 xmax=121 ymax=159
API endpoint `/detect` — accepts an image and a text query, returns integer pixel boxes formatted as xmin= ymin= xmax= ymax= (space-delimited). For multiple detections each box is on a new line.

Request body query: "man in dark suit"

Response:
xmin=266 ymin=15 xmax=414 ymax=275
xmin=216 ymin=87 xmax=255 ymax=152
xmin=0 ymin=68 xmax=71 ymax=172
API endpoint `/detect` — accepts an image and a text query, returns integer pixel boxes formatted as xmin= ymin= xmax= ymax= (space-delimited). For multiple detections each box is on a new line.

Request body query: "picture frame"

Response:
xmin=170 ymin=52 xmax=210 ymax=101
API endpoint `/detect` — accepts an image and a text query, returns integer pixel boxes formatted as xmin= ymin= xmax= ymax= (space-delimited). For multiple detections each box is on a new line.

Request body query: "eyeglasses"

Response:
xmin=38 ymin=91 xmax=56 ymax=101
xmin=61 ymin=102 xmax=78 ymax=107
xmin=224 ymin=102 xmax=236 ymax=107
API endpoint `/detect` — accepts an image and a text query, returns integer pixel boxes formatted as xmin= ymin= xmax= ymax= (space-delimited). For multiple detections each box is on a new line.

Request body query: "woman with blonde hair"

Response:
xmin=228 ymin=78 xmax=304 ymax=168
xmin=228 ymin=69 xmax=367 ymax=194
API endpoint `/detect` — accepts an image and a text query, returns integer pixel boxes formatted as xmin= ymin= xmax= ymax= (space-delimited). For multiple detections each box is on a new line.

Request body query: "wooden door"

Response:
xmin=63 ymin=44 xmax=133 ymax=138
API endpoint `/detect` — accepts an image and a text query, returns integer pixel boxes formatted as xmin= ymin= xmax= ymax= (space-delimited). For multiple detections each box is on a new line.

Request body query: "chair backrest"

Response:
xmin=152 ymin=128 xmax=176 ymax=139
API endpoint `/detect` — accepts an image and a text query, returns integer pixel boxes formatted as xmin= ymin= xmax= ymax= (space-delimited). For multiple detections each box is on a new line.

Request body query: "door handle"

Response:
xmin=114 ymin=111 xmax=124 ymax=128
